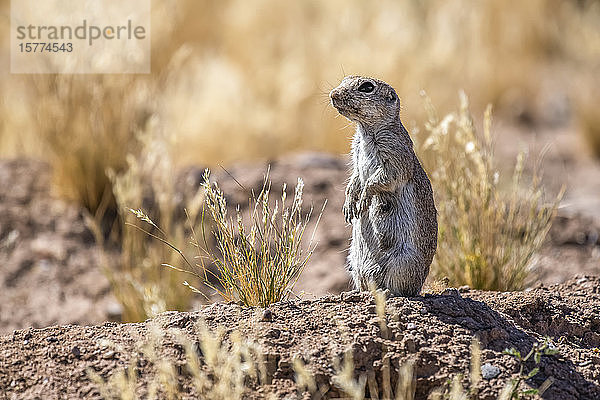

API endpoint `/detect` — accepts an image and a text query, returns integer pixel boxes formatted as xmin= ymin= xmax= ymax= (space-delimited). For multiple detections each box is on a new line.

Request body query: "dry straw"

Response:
xmin=127 ymin=167 xmax=325 ymax=308
xmin=88 ymin=320 xmax=266 ymax=400
xmin=415 ymin=92 xmax=563 ymax=291
xmin=197 ymin=168 xmax=325 ymax=307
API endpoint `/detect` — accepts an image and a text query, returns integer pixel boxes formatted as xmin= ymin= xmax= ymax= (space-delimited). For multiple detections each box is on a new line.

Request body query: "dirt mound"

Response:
xmin=2 ymin=277 xmax=599 ymax=399
xmin=469 ymin=276 xmax=600 ymax=348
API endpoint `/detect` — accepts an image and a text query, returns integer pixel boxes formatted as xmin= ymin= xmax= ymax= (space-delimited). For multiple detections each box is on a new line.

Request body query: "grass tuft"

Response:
xmin=92 ymin=122 xmax=205 ymax=322
xmin=198 ymin=169 xmax=325 ymax=306
xmin=31 ymin=74 xmax=150 ymax=228
xmin=576 ymin=89 xmax=600 ymax=159
xmin=415 ymin=92 xmax=563 ymax=291
xmin=124 ymin=167 xmax=324 ymax=309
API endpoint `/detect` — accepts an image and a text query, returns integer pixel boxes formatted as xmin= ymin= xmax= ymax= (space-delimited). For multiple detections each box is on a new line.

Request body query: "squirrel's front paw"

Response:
xmin=343 ymin=197 xmax=359 ymax=224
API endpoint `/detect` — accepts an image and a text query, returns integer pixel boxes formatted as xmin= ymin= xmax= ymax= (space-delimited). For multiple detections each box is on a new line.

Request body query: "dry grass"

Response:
xmin=3 ymin=0 xmax=599 ymax=167
xmin=331 ymin=288 xmax=417 ymax=400
xmin=88 ymin=320 xmax=266 ymax=400
xmin=414 ymin=93 xmax=562 ymax=291
xmin=155 ymin=0 xmax=600 ymax=166
xmin=331 ymin=292 xmax=556 ymax=400
xmin=0 ymin=0 xmax=184 ymax=225
xmin=127 ymin=168 xmax=324 ymax=308
xmin=199 ymin=170 xmax=324 ymax=306
xmin=30 ymin=74 xmax=150 ymax=227
xmin=0 ymin=2 xmax=596 ymax=259
xmin=0 ymin=3 xmax=591 ymax=396
xmin=100 ymin=94 xmax=560 ymax=320
xmin=92 ymin=122 xmax=205 ymax=322
xmin=576 ymin=88 xmax=600 ymax=159
xmin=1 ymin=1 xmax=594 ymax=258
xmin=88 ymin=291 xmax=558 ymax=400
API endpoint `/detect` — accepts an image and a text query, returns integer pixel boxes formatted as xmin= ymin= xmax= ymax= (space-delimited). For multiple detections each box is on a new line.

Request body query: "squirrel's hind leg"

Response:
xmin=380 ymin=246 xmax=427 ymax=297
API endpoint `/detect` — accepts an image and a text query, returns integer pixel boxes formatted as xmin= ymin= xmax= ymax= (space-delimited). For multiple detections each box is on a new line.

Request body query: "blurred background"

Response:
xmin=0 ymin=0 xmax=599 ymax=329
xmin=2 ymin=0 xmax=600 ymax=164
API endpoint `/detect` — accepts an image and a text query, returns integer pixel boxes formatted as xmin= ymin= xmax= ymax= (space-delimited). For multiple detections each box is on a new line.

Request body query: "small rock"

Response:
xmin=458 ymin=285 xmax=470 ymax=293
xmin=575 ymin=232 xmax=587 ymax=245
xmin=102 ymin=351 xmax=116 ymax=360
xmin=404 ymin=336 xmax=417 ymax=353
xmin=37 ymin=259 xmax=53 ymax=272
xmin=577 ymin=277 xmax=588 ymax=285
xmin=261 ymin=309 xmax=273 ymax=322
xmin=481 ymin=363 xmax=501 ymax=379
xmin=46 ymin=336 xmax=58 ymax=343
xmin=406 ymin=322 xmax=417 ymax=330
xmin=71 ymin=346 xmax=81 ymax=358
xmin=3 ymin=230 xmax=19 ymax=249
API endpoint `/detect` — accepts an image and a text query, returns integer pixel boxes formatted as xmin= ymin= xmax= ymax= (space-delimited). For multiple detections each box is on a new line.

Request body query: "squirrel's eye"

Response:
xmin=357 ymin=82 xmax=375 ymax=93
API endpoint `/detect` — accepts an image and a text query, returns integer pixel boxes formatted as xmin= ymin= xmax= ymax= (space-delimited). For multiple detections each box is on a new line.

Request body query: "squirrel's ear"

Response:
xmin=386 ymin=92 xmax=397 ymax=103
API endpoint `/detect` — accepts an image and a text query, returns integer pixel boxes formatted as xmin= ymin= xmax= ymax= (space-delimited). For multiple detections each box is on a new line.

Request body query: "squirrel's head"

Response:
xmin=330 ymin=76 xmax=400 ymax=127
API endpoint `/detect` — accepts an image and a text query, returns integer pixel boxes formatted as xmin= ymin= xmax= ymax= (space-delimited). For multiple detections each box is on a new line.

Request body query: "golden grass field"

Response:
xmin=0 ymin=0 xmax=598 ymax=316
xmin=2 ymin=0 xmax=599 ymax=164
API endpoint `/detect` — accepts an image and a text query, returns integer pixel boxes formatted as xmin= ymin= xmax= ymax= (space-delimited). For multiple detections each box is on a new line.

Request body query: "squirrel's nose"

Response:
xmin=330 ymin=88 xmax=340 ymax=101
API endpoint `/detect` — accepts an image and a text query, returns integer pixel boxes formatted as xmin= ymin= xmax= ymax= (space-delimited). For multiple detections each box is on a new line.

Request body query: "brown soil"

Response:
xmin=0 ymin=159 xmax=120 ymax=335
xmin=1 ymin=277 xmax=599 ymax=399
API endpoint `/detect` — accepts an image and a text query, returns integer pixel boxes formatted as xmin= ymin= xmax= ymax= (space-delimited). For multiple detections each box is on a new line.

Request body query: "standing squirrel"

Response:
xmin=330 ymin=76 xmax=437 ymax=296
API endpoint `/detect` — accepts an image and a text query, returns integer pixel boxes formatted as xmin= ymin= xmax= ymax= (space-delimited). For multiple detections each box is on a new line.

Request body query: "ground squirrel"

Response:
xmin=330 ymin=76 xmax=437 ymax=296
